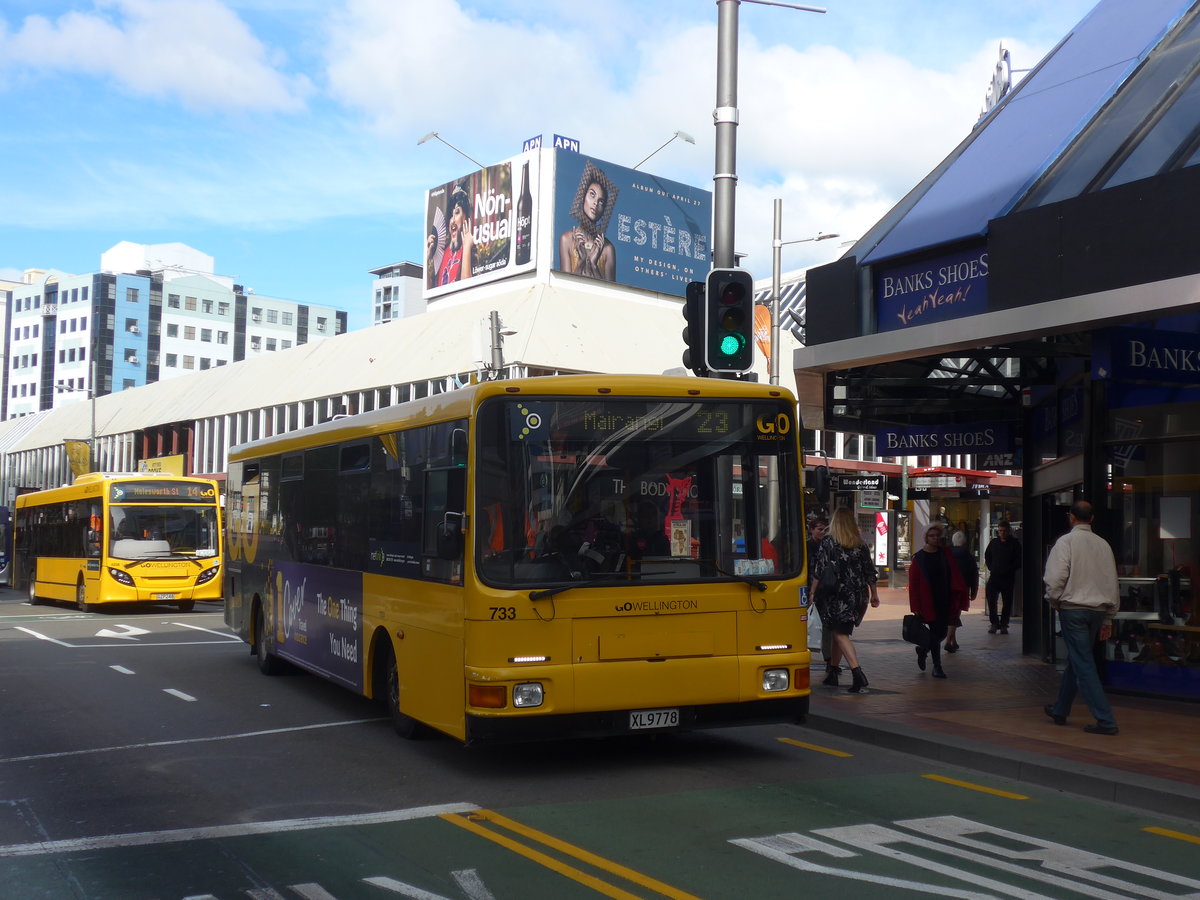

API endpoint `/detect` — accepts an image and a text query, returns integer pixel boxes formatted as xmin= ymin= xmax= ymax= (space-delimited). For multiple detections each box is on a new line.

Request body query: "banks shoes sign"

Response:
xmin=874 ymin=244 xmax=989 ymax=333
xmin=876 ymin=424 xmax=1010 ymax=455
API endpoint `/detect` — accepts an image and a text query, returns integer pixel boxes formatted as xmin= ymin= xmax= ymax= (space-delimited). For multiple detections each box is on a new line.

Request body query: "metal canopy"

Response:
xmin=823 ymin=334 xmax=1092 ymax=432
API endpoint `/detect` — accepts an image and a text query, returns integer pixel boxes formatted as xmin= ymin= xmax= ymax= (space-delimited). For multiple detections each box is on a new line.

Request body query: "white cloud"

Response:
xmin=0 ymin=0 xmax=312 ymax=113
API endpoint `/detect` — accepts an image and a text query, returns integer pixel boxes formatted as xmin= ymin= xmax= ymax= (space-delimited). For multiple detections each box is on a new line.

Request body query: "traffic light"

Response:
xmin=705 ymin=267 xmax=754 ymax=373
xmin=681 ymin=280 xmax=706 ymax=376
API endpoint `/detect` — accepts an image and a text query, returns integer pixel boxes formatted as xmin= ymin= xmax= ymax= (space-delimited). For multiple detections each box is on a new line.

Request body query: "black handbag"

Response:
xmin=902 ymin=614 xmax=931 ymax=650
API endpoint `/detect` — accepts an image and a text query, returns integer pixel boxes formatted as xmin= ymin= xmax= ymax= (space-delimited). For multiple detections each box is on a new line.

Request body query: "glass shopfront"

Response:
xmin=1101 ymin=391 xmax=1200 ymax=699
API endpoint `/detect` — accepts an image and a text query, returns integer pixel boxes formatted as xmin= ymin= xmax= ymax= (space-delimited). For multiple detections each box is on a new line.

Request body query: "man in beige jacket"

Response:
xmin=1042 ymin=500 xmax=1120 ymax=735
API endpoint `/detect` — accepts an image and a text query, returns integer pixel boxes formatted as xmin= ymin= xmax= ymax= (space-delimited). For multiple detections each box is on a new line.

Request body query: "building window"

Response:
xmin=217 ymin=331 xmax=228 ymax=344
xmin=184 ymin=326 xmax=196 ymax=340
xmin=167 ymin=324 xmax=179 ymax=338
xmin=166 ymin=353 xmax=177 ymax=367
xmin=123 ymin=379 xmax=136 ymax=389
xmin=183 ymin=355 xmax=195 ymax=370
xmin=282 ymin=340 xmax=292 ymax=349
xmin=200 ymin=358 xmax=211 ymax=370
xmin=201 ymin=328 xmax=212 ymax=342
xmin=126 ymin=287 xmax=139 ymax=303
xmin=218 ymin=302 xmax=230 ymax=316
xmin=316 ymin=317 xmax=327 ymax=332
xmin=266 ymin=338 xmax=277 ymax=351
xmin=251 ymin=338 xmax=261 ymax=351
xmin=185 ymin=296 xmax=197 ymax=311
xmin=251 ymin=307 xmax=263 ymax=322
xmin=80 ymin=316 xmax=87 ymax=330
xmin=81 ymin=286 xmax=88 ymax=301
xmin=125 ymin=349 xmax=139 ymax=364
xmin=267 ymin=309 xmax=278 ymax=324
xmin=125 ymin=318 xmax=139 ymax=333
xmin=282 ymin=311 xmax=293 ymax=326
xmin=168 ymin=294 xmax=181 ymax=308
xmin=202 ymin=299 xmax=213 ymax=314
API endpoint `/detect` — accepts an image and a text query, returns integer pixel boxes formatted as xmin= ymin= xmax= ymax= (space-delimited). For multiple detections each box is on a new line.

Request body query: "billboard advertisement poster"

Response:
xmin=552 ymin=149 xmax=711 ymax=297
xmin=424 ymin=151 xmax=538 ymax=299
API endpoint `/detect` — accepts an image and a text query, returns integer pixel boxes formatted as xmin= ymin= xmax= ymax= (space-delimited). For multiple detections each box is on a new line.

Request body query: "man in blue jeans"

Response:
xmin=1042 ymin=501 xmax=1120 ymax=735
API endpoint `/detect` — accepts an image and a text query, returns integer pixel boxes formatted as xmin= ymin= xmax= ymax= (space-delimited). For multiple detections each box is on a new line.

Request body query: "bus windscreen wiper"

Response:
xmin=529 ymin=571 xmax=650 ymax=601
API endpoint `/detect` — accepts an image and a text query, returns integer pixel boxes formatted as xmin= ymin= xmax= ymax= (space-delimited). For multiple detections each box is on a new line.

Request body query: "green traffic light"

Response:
xmin=719 ymin=332 xmax=746 ymax=357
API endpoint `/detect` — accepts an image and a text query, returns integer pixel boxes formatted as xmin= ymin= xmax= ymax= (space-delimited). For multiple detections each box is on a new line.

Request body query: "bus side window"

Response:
xmin=423 ymin=467 xmax=466 ymax=574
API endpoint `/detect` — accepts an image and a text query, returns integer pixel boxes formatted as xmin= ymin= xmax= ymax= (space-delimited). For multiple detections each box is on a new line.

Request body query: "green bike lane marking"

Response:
xmin=5 ymin=770 xmax=1200 ymax=899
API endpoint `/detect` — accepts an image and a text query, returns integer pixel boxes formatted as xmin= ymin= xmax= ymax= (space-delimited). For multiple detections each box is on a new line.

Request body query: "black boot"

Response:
xmin=848 ymin=667 xmax=869 ymax=693
xmin=932 ymin=664 xmax=947 ymax=679
xmin=822 ymin=665 xmax=841 ymax=687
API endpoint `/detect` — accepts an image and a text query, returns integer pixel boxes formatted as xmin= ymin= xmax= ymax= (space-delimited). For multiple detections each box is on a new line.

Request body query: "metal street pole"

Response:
xmin=712 ymin=1 xmax=740 ymax=270
xmin=771 ymin=199 xmax=783 ymax=384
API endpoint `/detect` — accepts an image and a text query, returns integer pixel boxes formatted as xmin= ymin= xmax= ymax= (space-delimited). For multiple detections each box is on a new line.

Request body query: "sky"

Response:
xmin=0 ymin=0 xmax=1101 ymax=331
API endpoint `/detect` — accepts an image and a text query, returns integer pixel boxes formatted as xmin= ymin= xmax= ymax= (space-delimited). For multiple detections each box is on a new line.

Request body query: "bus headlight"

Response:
xmin=195 ymin=566 xmax=220 ymax=586
xmin=512 ymin=682 xmax=544 ymax=708
xmin=762 ymin=668 xmax=790 ymax=692
xmin=107 ymin=568 xmax=135 ymax=586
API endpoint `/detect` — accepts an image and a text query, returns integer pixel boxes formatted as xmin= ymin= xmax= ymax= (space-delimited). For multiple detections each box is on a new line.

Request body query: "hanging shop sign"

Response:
xmin=876 ymin=423 xmax=1010 ymax=455
xmin=874 ymin=244 xmax=989 ymax=333
xmin=912 ymin=474 xmax=966 ymax=489
xmin=837 ymin=473 xmax=885 ymax=492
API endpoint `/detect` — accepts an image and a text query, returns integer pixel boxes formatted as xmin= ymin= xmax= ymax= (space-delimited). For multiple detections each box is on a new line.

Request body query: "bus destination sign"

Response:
xmin=111 ymin=481 xmax=218 ymax=504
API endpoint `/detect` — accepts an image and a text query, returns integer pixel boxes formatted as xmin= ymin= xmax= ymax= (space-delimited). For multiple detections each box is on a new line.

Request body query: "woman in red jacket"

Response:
xmin=908 ymin=523 xmax=970 ymax=678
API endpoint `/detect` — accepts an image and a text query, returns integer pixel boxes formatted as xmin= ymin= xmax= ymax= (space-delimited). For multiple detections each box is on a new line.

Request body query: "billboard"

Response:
xmin=424 ymin=150 xmax=539 ymax=299
xmin=552 ymin=149 xmax=711 ymax=297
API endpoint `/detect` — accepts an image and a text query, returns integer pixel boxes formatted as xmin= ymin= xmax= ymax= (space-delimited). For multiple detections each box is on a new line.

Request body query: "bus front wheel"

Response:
xmin=253 ymin=604 xmax=284 ymax=675
xmin=379 ymin=640 xmax=424 ymax=740
xmin=76 ymin=581 xmax=94 ymax=613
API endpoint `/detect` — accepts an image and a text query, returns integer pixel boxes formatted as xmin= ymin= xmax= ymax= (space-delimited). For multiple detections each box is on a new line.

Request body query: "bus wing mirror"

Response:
xmin=451 ymin=428 xmax=468 ymax=467
xmin=436 ymin=512 xmax=464 ymax=560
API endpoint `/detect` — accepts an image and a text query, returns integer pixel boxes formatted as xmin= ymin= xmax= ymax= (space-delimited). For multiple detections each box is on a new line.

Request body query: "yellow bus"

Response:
xmin=225 ymin=375 xmax=810 ymax=744
xmin=14 ymin=473 xmax=224 ymax=613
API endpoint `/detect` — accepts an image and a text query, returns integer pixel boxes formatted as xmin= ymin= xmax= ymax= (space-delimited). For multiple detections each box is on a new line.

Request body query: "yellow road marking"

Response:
xmin=777 ymin=737 xmax=853 ymax=757
xmin=922 ymin=774 xmax=1029 ymax=799
xmin=440 ymin=809 xmax=704 ymax=900
xmin=1144 ymin=826 xmax=1200 ymax=845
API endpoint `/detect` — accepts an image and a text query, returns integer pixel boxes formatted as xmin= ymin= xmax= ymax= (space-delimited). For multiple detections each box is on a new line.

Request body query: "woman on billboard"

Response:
xmin=427 ymin=183 xmax=475 ymax=287
xmin=559 ymin=161 xmax=617 ymax=281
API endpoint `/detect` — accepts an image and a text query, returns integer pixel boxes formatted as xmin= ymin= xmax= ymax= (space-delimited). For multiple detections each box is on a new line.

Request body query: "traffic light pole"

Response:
xmin=712 ymin=0 xmax=740 ymax=271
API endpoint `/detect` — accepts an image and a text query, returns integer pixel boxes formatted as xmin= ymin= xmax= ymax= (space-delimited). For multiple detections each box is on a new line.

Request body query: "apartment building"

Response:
xmin=4 ymin=242 xmax=347 ymax=419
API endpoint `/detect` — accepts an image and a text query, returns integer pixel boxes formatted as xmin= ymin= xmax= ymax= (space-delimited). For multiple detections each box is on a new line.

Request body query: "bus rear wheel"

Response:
xmin=379 ymin=641 xmax=424 ymax=740
xmin=254 ymin=603 xmax=284 ymax=675
xmin=76 ymin=581 xmax=94 ymax=613
xmin=27 ymin=569 xmax=41 ymax=606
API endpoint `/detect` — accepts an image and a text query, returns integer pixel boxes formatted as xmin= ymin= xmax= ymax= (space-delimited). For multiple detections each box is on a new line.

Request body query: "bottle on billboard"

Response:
xmin=515 ymin=161 xmax=532 ymax=265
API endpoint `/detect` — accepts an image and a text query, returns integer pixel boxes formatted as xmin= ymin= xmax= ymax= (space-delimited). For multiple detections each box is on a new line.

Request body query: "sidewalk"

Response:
xmin=802 ymin=587 xmax=1200 ymax=823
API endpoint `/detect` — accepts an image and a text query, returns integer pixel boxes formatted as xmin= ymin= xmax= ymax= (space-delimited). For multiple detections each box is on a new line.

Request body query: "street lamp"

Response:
xmin=416 ymin=131 xmax=485 ymax=169
xmin=633 ymin=130 xmax=696 ymax=170
xmin=55 ymin=380 xmax=97 ymax=474
xmin=770 ymin=197 xmax=838 ymax=384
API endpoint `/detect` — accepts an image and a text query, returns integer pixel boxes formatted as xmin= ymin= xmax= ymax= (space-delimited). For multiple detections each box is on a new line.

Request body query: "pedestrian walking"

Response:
xmin=908 ymin=523 xmax=970 ymax=678
xmin=812 ymin=508 xmax=880 ymax=693
xmin=984 ymin=520 xmax=1021 ymax=634
xmin=946 ymin=530 xmax=978 ymax=652
xmin=1042 ymin=500 xmax=1121 ymax=735
xmin=806 ymin=516 xmax=839 ymax=684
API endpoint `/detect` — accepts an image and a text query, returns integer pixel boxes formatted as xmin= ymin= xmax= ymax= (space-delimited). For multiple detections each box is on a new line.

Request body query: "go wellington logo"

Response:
xmin=756 ymin=413 xmax=791 ymax=441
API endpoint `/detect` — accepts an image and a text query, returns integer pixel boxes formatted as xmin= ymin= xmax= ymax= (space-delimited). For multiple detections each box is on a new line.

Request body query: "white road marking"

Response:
xmin=170 ymin=621 xmax=240 ymax=640
xmin=96 ymin=624 xmax=150 ymax=640
xmin=0 ymin=803 xmax=478 ymax=858
xmin=110 ymin=665 xmax=135 ymax=675
xmin=164 ymin=689 xmax=197 ymax=702
xmin=13 ymin=627 xmax=72 ymax=647
xmin=0 ymin=717 xmax=386 ymax=764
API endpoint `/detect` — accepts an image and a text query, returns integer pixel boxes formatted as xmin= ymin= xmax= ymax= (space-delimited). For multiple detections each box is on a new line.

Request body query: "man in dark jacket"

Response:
xmin=984 ymin=521 xmax=1021 ymax=634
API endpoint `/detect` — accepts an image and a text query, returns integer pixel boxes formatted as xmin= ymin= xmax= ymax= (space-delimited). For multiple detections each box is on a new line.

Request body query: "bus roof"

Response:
xmin=228 ymin=374 xmax=798 ymax=463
